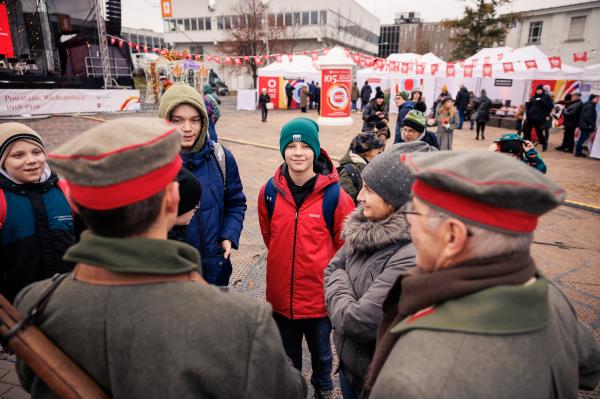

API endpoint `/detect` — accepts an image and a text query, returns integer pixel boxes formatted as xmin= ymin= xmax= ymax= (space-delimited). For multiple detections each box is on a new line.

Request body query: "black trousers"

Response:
xmin=523 ymin=119 xmax=547 ymax=148
xmin=287 ymin=95 xmax=292 ymax=109
xmin=476 ymin=122 xmax=486 ymax=138
xmin=560 ymin=125 xmax=576 ymax=151
xmin=261 ymin=107 xmax=268 ymax=121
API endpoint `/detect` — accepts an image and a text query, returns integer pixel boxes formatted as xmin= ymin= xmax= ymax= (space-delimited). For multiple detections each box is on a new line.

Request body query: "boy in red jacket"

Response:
xmin=258 ymin=117 xmax=355 ymax=398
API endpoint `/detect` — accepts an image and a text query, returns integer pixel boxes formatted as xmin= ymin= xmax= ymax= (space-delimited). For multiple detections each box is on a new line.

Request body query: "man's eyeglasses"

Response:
xmin=398 ymin=200 xmax=473 ymax=236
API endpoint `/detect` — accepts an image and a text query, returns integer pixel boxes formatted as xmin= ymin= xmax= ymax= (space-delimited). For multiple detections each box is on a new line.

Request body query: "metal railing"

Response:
xmin=85 ymin=57 xmax=132 ymax=79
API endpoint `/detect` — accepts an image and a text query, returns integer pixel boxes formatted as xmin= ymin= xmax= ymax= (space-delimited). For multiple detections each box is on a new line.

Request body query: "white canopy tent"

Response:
xmin=257 ymin=55 xmax=320 ymax=82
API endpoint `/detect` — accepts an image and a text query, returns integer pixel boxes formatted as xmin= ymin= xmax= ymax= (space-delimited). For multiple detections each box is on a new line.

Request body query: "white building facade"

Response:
xmin=504 ymin=1 xmax=600 ymax=66
xmin=160 ymin=0 xmax=380 ymax=89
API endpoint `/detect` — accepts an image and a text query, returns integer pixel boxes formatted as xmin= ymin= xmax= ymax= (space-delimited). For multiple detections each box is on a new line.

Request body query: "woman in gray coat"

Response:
xmin=325 ymin=142 xmax=436 ymax=398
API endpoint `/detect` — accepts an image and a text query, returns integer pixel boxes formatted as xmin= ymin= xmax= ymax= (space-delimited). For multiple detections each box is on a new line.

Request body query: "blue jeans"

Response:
xmin=339 ymin=369 xmax=362 ymax=399
xmin=576 ymin=129 xmax=591 ymax=155
xmin=351 ymin=100 xmax=357 ymax=111
xmin=457 ymin=107 xmax=465 ymax=129
xmin=273 ymin=313 xmax=333 ymax=391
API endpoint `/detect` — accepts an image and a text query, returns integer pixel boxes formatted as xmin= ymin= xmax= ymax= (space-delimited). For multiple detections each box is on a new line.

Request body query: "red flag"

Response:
xmin=195 ymin=54 xmax=202 ymax=61
xmin=548 ymin=56 xmax=562 ymax=69
xmin=352 ymin=53 xmax=360 ymax=64
xmin=446 ymin=63 xmax=455 ymax=77
xmin=497 ymin=53 xmax=504 ymax=61
xmin=431 ymin=63 xmax=439 ymax=75
xmin=503 ymin=62 xmax=514 ymax=73
xmin=127 ymin=41 xmax=133 ymax=48
xmin=322 ymin=48 xmax=330 ymax=55
xmin=401 ymin=62 xmax=409 ymax=74
xmin=463 ymin=65 xmax=473 ymax=78
xmin=263 ymin=54 xmax=270 ymax=61
xmin=471 ymin=58 xmax=478 ymax=67
xmin=287 ymin=54 xmax=293 ymax=62
xmin=525 ymin=60 xmax=537 ymax=70
xmin=573 ymin=51 xmax=587 ymax=62
xmin=483 ymin=63 xmax=492 ymax=78
xmin=206 ymin=55 xmax=212 ymax=61
xmin=234 ymin=57 xmax=241 ymax=65
xmin=213 ymin=55 xmax=221 ymax=64
xmin=459 ymin=60 xmax=465 ymax=68
xmin=484 ymin=56 xmax=490 ymax=64
xmin=243 ymin=56 xmax=250 ymax=62
xmin=311 ymin=51 xmax=318 ymax=60
xmin=275 ymin=55 xmax=282 ymax=62
xmin=118 ymin=40 xmax=124 ymax=48
xmin=344 ymin=48 xmax=350 ymax=58
xmin=416 ymin=63 xmax=425 ymax=75
xmin=152 ymin=48 xmax=159 ymax=53
xmin=110 ymin=37 xmax=116 ymax=45
xmin=144 ymin=45 xmax=148 ymax=53
xmin=254 ymin=56 xmax=262 ymax=65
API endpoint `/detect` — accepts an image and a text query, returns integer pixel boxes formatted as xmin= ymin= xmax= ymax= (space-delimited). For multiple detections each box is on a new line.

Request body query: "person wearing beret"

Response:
xmin=363 ymin=150 xmax=600 ymax=398
xmin=362 ymin=92 xmax=389 ymax=132
xmin=258 ymin=117 xmax=355 ymax=399
xmin=325 ymin=142 xmax=436 ymax=399
xmin=159 ymin=82 xmax=247 ymax=286
xmin=338 ymin=133 xmax=384 ymax=204
xmin=0 ymin=122 xmax=75 ymax=303
xmin=14 ymin=117 xmax=307 ymax=398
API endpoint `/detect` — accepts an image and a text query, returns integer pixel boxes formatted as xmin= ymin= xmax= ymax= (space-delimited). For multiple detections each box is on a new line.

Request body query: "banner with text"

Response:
xmin=257 ymin=76 xmax=281 ymax=109
xmin=321 ymin=68 xmax=351 ymax=118
xmin=0 ymin=89 xmax=141 ymax=116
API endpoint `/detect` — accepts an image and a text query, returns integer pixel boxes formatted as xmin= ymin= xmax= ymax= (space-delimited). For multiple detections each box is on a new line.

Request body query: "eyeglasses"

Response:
xmin=398 ymin=199 xmax=473 ymax=236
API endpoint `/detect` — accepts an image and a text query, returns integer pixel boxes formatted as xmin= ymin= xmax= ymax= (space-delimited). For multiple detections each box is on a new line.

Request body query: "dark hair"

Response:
xmin=75 ymin=190 xmax=165 ymax=238
xmin=499 ymin=140 xmax=523 ymax=156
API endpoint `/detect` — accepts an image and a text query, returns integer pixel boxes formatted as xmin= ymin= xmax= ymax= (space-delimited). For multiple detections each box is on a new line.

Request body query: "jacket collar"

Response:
xmin=342 ymin=206 xmax=411 ymax=254
xmin=64 ymin=231 xmax=200 ymax=275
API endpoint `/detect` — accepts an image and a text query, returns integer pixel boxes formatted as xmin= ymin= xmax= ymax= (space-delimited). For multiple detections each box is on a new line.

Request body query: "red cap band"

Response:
xmin=66 ymin=156 xmax=182 ymax=210
xmin=413 ymin=179 xmax=538 ymax=233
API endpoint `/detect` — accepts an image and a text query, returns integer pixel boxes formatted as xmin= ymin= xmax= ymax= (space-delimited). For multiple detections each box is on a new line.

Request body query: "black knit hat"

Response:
xmin=177 ymin=167 xmax=202 ymax=216
xmin=375 ymin=91 xmax=385 ymax=99
xmin=350 ymin=133 xmax=384 ymax=155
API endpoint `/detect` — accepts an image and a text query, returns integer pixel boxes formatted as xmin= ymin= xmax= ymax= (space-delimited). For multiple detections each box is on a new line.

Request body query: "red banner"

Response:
xmin=497 ymin=53 xmax=504 ymax=61
xmin=258 ymin=76 xmax=280 ymax=109
xmin=573 ymin=51 xmax=587 ymax=63
xmin=483 ymin=63 xmax=492 ymax=78
xmin=431 ymin=63 xmax=439 ymax=75
xmin=401 ymin=62 xmax=409 ymax=74
xmin=525 ymin=60 xmax=537 ymax=70
xmin=352 ymin=53 xmax=360 ymax=64
xmin=416 ymin=63 xmax=425 ymax=75
xmin=446 ymin=63 xmax=455 ymax=77
xmin=548 ymin=56 xmax=562 ymax=69
xmin=321 ymin=68 xmax=351 ymax=118
xmin=463 ymin=65 xmax=473 ymax=78
xmin=471 ymin=58 xmax=478 ymax=67
xmin=503 ymin=62 xmax=514 ymax=73
xmin=0 ymin=4 xmax=12 ymax=58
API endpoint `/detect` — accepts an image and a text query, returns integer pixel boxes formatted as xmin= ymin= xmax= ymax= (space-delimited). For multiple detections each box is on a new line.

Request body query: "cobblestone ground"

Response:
xmin=1 ymin=96 xmax=599 ymax=398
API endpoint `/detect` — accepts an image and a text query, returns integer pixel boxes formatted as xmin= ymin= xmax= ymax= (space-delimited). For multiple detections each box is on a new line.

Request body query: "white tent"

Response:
xmin=582 ymin=63 xmax=600 ymax=81
xmin=257 ymin=55 xmax=320 ymax=81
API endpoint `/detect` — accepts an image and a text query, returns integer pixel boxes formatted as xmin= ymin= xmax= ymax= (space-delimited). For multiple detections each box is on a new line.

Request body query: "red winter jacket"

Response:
xmin=258 ymin=154 xmax=355 ymax=320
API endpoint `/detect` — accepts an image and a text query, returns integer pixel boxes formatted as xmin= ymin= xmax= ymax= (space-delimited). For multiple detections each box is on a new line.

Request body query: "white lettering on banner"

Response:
xmin=267 ymin=79 xmax=277 ymax=88
xmin=323 ymin=74 xmax=338 ymax=84
xmin=0 ymin=89 xmax=141 ymax=116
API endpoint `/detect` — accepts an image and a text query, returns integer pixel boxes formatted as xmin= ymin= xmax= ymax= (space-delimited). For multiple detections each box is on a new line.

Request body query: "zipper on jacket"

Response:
xmin=290 ymin=209 xmax=299 ymax=320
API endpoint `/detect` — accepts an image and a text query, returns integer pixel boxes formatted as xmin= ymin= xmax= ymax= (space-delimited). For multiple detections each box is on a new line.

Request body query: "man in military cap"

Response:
xmin=15 ymin=117 xmax=306 ymax=398
xmin=363 ymin=150 xmax=600 ymax=398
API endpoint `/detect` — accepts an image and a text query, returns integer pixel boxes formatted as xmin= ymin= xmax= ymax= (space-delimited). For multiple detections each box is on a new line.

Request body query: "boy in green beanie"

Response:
xmin=396 ymin=104 xmax=440 ymax=149
xmin=258 ymin=117 xmax=355 ymax=398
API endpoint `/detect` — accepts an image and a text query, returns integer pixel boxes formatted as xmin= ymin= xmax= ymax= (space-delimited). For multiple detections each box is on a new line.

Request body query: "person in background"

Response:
xmin=362 ymin=92 xmax=389 ymax=132
xmin=315 ymin=83 xmax=321 ymax=115
xmin=258 ymin=118 xmax=355 ymax=399
xmin=556 ymin=92 xmax=583 ymax=153
xmin=258 ymin=88 xmax=271 ymax=122
xmin=326 ymin=142 xmax=436 ymax=398
xmin=363 ymin=150 xmax=600 ymax=398
xmin=286 ymin=81 xmax=294 ymax=109
xmin=338 ymin=133 xmax=385 ymax=204
xmin=474 ymin=89 xmax=491 ymax=140
xmin=351 ymin=82 xmax=360 ymax=112
xmin=432 ymin=85 xmax=449 ymax=119
xmin=300 ymin=84 xmax=310 ymax=113
xmin=515 ymin=104 xmax=526 ymax=135
xmin=576 ymin=94 xmax=599 ymax=158
xmin=159 ymin=83 xmax=247 ymax=286
xmin=455 ymin=84 xmax=469 ymax=129
xmin=410 ymin=90 xmax=424 ymax=104
xmin=168 ymin=167 xmax=202 ymax=242
xmin=0 ymin=122 xmax=75 ymax=303
xmin=375 ymin=86 xmax=384 ymax=100
xmin=373 ymin=121 xmax=391 ymax=147
xmin=397 ymin=104 xmax=440 ymax=149
xmin=523 ymin=84 xmax=554 ymax=151
xmin=491 ymin=133 xmax=547 ymax=174
xmin=393 ymin=91 xmax=415 ymax=144
xmin=360 ymin=81 xmax=373 ymax=111
xmin=203 ymin=84 xmax=221 ymax=142
xmin=436 ymin=97 xmax=459 ymax=150
xmin=467 ymin=91 xmax=476 ymax=130
xmin=309 ymin=81 xmax=316 ymax=110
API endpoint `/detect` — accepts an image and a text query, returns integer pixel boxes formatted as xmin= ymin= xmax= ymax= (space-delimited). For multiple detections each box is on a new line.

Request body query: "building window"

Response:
xmin=205 ymin=17 xmax=212 ymax=30
xmin=191 ymin=18 xmax=198 ymax=30
xmin=293 ymin=12 xmax=300 ymax=26
xmin=224 ymin=15 xmax=231 ymax=29
xmin=184 ymin=18 xmax=191 ymax=31
xmin=285 ymin=13 xmax=292 ymax=26
xmin=320 ymin=10 xmax=327 ymax=25
xmin=163 ymin=20 xmax=170 ymax=32
xmin=276 ymin=13 xmax=283 ymax=27
xmin=311 ymin=11 xmax=318 ymax=25
xmin=240 ymin=15 xmax=247 ymax=29
xmin=231 ymin=15 xmax=239 ymax=29
xmin=217 ymin=16 xmax=224 ymax=30
xmin=268 ymin=13 xmax=276 ymax=27
xmin=527 ymin=21 xmax=543 ymax=43
xmin=302 ymin=11 xmax=309 ymax=25
xmin=176 ymin=19 xmax=184 ymax=32
xmin=568 ymin=16 xmax=586 ymax=40
xmin=197 ymin=17 xmax=204 ymax=30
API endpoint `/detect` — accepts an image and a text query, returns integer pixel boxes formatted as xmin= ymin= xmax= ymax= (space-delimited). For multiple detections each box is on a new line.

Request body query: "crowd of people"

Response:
xmin=0 ymin=80 xmax=599 ymax=399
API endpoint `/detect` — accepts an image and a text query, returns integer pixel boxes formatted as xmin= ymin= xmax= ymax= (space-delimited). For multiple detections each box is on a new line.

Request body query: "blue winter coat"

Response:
xmin=180 ymin=140 xmax=247 ymax=286
xmin=394 ymin=101 xmax=415 ymax=143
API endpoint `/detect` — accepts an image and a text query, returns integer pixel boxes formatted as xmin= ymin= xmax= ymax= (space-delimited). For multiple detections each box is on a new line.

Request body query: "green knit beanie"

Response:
xmin=402 ymin=109 xmax=426 ymax=133
xmin=279 ymin=117 xmax=320 ymax=158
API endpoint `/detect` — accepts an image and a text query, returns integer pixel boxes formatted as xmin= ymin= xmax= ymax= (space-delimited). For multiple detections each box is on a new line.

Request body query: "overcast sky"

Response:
xmin=122 ymin=0 xmax=593 ymax=32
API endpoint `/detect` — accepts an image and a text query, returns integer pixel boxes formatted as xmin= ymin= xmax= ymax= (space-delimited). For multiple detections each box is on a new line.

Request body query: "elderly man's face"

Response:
xmin=406 ymin=197 xmax=443 ymax=272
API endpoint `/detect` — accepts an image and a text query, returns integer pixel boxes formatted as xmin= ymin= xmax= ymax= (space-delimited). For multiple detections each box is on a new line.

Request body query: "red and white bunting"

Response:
xmin=463 ymin=65 xmax=473 ymax=78
xmin=471 ymin=58 xmax=478 ymax=67
xmin=234 ymin=57 xmax=241 ymax=65
xmin=254 ymin=56 xmax=262 ymax=65
xmin=322 ymin=48 xmax=330 ymax=55
xmin=311 ymin=51 xmax=318 ymax=60
xmin=503 ymin=62 xmax=515 ymax=73
xmin=446 ymin=63 xmax=455 ymax=77
xmin=483 ymin=56 xmax=490 ymax=64
xmin=431 ymin=63 xmax=439 ymax=75
xmin=548 ymin=56 xmax=562 ymax=69
xmin=118 ymin=40 xmax=124 ymax=48
xmin=287 ymin=54 xmax=293 ymax=62
xmin=110 ymin=37 xmax=116 ymax=45
xmin=127 ymin=41 xmax=133 ymax=48
xmin=206 ymin=55 xmax=212 ymax=61
xmin=195 ymin=54 xmax=202 ymax=61
xmin=352 ymin=53 xmax=361 ymax=64
xmin=573 ymin=51 xmax=588 ymax=63
xmin=459 ymin=60 xmax=465 ymax=68
xmin=242 ymin=56 xmax=250 ymax=62
xmin=401 ymin=62 xmax=409 ymax=74
xmin=144 ymin=45 xmax=148 ymax=53
xmin=263 ymin=54 xmax=270 ymax=61
xmin=497 ymin=53 xmax=504 ymax=61
xmin=213 ymin=55 xmax=221 ymax=64
xmin=482 ymin=63 xmax=492 ymax=78
xmin=416 ymin=63 xmax=425 ymax=75
xmin=275 ymin=54 xmax=282 ymax=62
xmin=525 ymin=60 xmax=537 ymax=70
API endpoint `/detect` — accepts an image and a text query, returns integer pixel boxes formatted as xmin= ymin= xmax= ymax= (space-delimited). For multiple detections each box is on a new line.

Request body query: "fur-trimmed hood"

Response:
xmin=342 ymin=205 xmax=411 ymax=254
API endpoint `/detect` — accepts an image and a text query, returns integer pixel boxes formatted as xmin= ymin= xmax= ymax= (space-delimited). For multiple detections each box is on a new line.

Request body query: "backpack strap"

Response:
xmin=211 ymin=142 xmax=227 ymax=186
xmin=322 ymin=182 xmax=341 ymax=238
xmin=342 ymin=164 xmax=362 ymax=192
xmin=0 ymin=189 xmax=6 ymax=229
xmin=263 ymin=177 xmax=277 ymax=220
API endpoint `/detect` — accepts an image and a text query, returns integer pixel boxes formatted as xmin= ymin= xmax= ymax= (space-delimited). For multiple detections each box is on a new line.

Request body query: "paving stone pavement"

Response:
xmin=1 ymin=96 xmax=599 ymax=398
